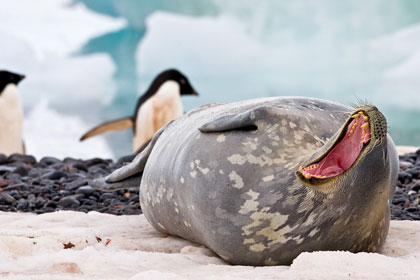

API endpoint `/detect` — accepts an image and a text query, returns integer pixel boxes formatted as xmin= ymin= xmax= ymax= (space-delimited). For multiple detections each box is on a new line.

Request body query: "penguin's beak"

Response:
xmin=191 ymin=90 xmax=199 ymax=96
xmin=16 ymin=74 xmax=25 ymax=85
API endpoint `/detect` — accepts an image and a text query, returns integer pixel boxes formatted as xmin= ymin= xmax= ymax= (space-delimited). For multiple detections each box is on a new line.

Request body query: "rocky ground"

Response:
xmin=393 ymin=149 xmax=420 ymax=220
xmin=0 ymin=153 xmax=139 ymax=215
xmin=0 ymin=151 xmax=419 ymax=219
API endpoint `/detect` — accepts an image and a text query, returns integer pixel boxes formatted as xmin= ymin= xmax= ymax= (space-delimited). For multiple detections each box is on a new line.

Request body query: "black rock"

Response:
xmin=5 ymin=173 xmax=21 ymax=181
xmin=12 ymin=166 xmax=28 ymax=176
xmin=8 ymin=154 xmax=37 ymax=165
xmin=0 ymin=154 xmax=9 ymax=164
xmin=8 ymin=190 xmax=22 ymax=200
xmin=406 ymin=168 xmax=420 ymax=179
xmin=0 ymin=166 xmax=16 ymax=174
xmin=399 ymin=161 xmax=414 ymax=170
xmin=3 ymin=183 xmax=27 ymax=191
xmin=100 ymin=193 xmax=116 ymax=201
xmin=406 ymin=206 xmax=419 ymax=213
xmin=85 ymin=158 xmax=110 ymax=167
xmin=1 ymin=193 xmax=16 ymax=204
xmin=71 ymin=162 xmax=88 ymax=172
xmin=77 ymin=186 xmax=95 ymax=196
xmin=58 ymin=196 xmax=80 ymax=208
xmin=122 ymin=205 xmax=141 ymax=215
xmin=43 ymin=171 xmax=68 ymax=180
xmin=35 ymin=197 xmax=47 ymax=208
xmin=17 ymin=199 xmax=29 ymax=211
xmin=398 ymin=172 xmax=412 ymax=185
xmin=411 ymin=181 xmax=420 ymax=192
xmin=39 ymin=157 xmax=61 ymax=166
xmin=45 ymin=201 xmax=57 ymax=208
xmin=28 ymin=169 xmax=42 ymax=178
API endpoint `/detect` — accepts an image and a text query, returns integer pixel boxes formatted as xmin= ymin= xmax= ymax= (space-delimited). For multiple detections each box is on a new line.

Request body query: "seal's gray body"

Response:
xmin=96 ymin=97 xmax=398 ymax=266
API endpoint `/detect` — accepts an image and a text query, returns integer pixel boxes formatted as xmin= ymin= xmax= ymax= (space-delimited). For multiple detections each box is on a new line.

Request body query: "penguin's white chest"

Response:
xmin=0 ymin=84 xmax=24 ymax=155
xmin=133 ymin=81 xmax=183 ymax=151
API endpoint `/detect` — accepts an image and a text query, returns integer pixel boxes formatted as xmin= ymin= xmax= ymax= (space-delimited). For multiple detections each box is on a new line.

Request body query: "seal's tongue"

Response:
xmin=300 ymin=113 xmax=371 ymax=179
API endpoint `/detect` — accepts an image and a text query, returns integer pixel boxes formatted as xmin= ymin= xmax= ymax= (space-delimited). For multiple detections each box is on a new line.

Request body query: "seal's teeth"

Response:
xmin=361 ymin=123 xmax=369 ymax=129
xmin=299 ymin=166 xmax=303 ymax=173
xmin=351 ymin=113 xmax=360 ymax=119
xmin=362 ymin=115 xmax=369 ymax=121
xmin=348 ymin=118 xmax=359 ymax=136
xmin=304 ymin=173 xmax=311 ymax=179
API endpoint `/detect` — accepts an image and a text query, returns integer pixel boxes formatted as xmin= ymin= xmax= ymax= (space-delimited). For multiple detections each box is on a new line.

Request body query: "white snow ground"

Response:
xmin=0 ymin=211 xmax=418 ymax=280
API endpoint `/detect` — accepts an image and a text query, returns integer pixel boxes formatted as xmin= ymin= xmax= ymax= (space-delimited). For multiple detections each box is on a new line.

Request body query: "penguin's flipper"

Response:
xmin=80 ymin=117 xmax=134 ymax=141
xmin=198 ymin=105 xmax=278 ymax=132
xmin=90 ymin=124 xmax=167 ymax=191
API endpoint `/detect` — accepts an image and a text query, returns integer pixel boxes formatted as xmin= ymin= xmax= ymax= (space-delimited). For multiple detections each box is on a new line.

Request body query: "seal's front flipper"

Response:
xmin=80 ymin=117 xmax=134 ymax=141
xmin=90 ymin=174 xmax=142 ymax=192
xmin=91 ymin=124 xmax=167 ymax=191
xmin=199 ymin=105 xmax=278 ymax=132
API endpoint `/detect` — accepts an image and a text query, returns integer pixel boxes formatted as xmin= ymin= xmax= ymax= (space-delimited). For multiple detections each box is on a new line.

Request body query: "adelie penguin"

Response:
xmin=0 ymin=70 xmax=25 ymax=156
xmin=80 ymin=69 xmax=198 ymax=152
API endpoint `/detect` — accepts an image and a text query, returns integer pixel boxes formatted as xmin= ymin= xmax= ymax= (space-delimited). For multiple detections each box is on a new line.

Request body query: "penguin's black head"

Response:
xmin=0 ymin=70 xmax=25 ymax=93
xmin=151 ymin=69 xmax=198 ymax=96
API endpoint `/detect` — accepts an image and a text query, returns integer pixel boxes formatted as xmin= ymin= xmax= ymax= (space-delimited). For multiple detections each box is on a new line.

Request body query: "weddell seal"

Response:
xmin=92 ymin=96 xmax=398 ymax=266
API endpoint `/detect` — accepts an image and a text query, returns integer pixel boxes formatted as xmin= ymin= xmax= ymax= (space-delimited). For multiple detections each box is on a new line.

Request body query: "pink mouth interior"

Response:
xmin=301 ymin=115 xmax=371 ymax=179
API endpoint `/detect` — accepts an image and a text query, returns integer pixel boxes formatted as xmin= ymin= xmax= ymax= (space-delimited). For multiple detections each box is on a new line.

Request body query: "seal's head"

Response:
xmin=297 ymin=105 xmax=393 ymax=190
xmin=296 ymin=104 xmax=398 ymax=251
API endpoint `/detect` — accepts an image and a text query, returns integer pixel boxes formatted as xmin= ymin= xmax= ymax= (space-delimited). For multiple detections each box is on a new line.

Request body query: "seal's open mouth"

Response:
xmin=299 ymin=111 xmax=371 ymax=180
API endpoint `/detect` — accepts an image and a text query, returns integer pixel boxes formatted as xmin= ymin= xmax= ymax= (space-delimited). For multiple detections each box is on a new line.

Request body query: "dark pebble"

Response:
xmin=3 ymin=183 xmax=27 ymax=191
xmin=28 ymin=169 xmax=41 ymax=178
xmin=0 ymin=166 xmax=16 ymax=174
xmin=406 ymin=206 xmax=419 ymax=213
xmin=58 ymin=196 xmax=80 ymax=208
xmin=71 ymin=162 xmax=88 ymax=172
xmin=17 ymin=199 xmax=29 ymax=211
xmin=8 ymin=190 xmax=22 ymax=200
xmin=35 ymin=197 xmax=46 ymax=208
xmin=77 ymin=186 xmax=95 ymax=196
xmin=0 ymin=154 xmax=9 ymax=164
xmin=5 ymin=173 xmax=21 ymax=181
xmin=39 ymin=156 xmax=62 ymax=166
xmin=399 ymin=161 xmax=414 ymax=170
xmin=411 ymin=181 xmax=420 ymax=192
xmin=12 ymin=166 xmax=28 ymax=176
xmin=85 ymin=158 xmax=110 ymax=167
xmin=398 ymin=172 xmax=412 ymax=185
xmin=122 ymin=205 xmax=140 ymax=215
xmin=1 ymin=192 xmax=16 ymax=204
xmin=8 ymin=154 xmax=37 ymax=165
xmin=43 ymin=171 xmax=68 ymax=180
xmin=406 ymin=168 xmax=420 ymax=179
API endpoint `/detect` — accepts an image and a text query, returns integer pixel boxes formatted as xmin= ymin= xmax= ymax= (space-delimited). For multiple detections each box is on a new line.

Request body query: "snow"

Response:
xmin=0 ymin=211 xmax=418 ymax=280
xmin=0 ymin=0 xmax=126 ymax=59
xmin=23 ymin=100 xmax=113 ymax=160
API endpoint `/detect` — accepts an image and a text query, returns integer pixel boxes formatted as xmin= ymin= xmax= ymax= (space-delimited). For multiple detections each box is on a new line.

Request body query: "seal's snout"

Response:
xmin=370 ymin=111 xmax=387 ymax=141
xmin=357 ymin=105 xmax=387 ymax=141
